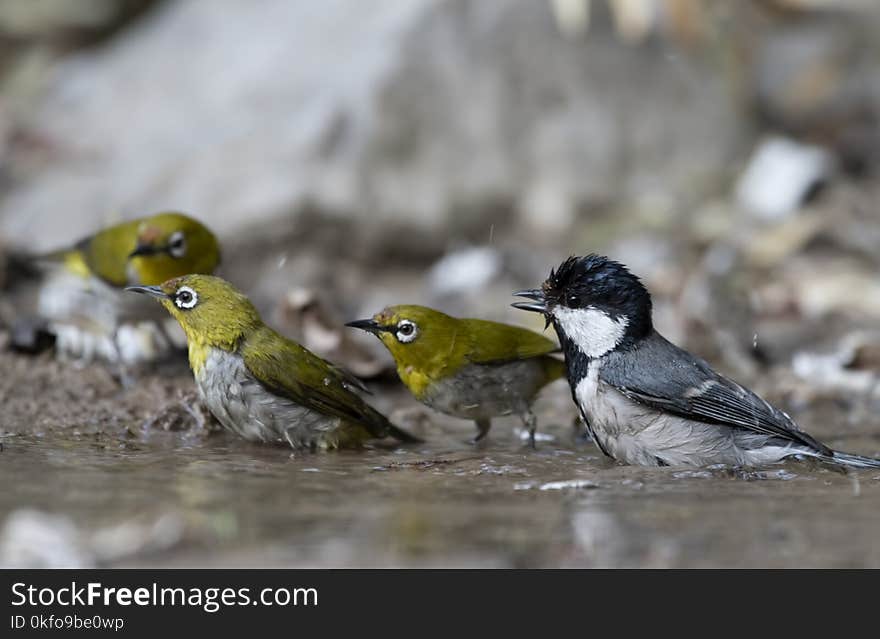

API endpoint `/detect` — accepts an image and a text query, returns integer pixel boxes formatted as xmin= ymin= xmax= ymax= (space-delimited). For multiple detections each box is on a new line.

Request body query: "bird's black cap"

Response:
xmin=515 ymin=254 xmax=654 ymax=346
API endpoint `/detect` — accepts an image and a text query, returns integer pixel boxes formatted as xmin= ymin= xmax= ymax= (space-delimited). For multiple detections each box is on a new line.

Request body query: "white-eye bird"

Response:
xmin=127 ymin=275 xmax=420 ymax=451
xmin=347 ymin=305 xmax=565 ymax=445
xmin=36 ymin=212 xmax=220 ymax=363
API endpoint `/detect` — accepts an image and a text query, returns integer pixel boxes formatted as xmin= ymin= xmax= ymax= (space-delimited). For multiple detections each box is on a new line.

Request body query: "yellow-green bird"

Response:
xmin=36 ymin=212 xmax=220 ymax=362
xmin=127 ymin=275 xmax=420 ymax=450
xmin=346 ymin=305 xmax=566 ymax=445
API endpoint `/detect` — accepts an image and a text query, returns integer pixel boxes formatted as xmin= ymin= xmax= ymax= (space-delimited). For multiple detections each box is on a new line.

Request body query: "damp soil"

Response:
xmin=1 ymin=349 xmax=879 ymax=568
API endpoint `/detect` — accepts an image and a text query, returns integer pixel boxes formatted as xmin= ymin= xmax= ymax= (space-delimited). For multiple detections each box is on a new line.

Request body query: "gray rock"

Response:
xmin=0 ymin=509 xmax=94 ymax=568
xmin=752 ymin=9 xmax=880 ymax=171
xmin=0 ymin=0 xmax=746 ymax=252
xmin=735 ymin=135 xmax=834 ymax=221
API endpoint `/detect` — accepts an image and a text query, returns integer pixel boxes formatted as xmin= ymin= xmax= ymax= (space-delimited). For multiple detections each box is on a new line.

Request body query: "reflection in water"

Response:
xmin=2 ymin=398 xmax=880 ymax=567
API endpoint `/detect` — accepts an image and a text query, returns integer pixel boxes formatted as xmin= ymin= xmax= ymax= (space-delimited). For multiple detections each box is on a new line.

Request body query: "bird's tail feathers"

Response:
xmin=359 ymin=403 xmax=422 ymax=444
xmin=31 ymin=248 xmax=91 ymax=278
xmin=385 ymin=421 xmax=423 ymax=444
xmin=33 ymin=247 xmax=73 ymax=263
xmin=822 ymin=451 xmax=880 ymax=469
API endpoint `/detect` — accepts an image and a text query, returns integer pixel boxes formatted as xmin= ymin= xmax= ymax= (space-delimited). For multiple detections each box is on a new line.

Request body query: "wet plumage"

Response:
xmin=37 ymin=212 xmax=220 ymax=363
xmin=128 ymin=275 xmax=418 ymax=450
xmin=515 ymin=254 xmax=880 ymax=468
xmin=347 ymin=305 xmax=565 ymax=443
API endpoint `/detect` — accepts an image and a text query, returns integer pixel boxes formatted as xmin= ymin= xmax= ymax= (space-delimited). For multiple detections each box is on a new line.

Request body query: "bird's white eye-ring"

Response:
xmin=174 ymin=286 xmax=198 ymax=309
xmin=168 ymin=231 xmax=187 ymax=258
xmin=395 ymin=319 xmax=419 ymax=343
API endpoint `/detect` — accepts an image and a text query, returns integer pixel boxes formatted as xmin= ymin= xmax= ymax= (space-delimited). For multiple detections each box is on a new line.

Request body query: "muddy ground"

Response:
xmin=3 ymin=203 xmax=880 ymax=568
xmin=2 ymin=1 xmax=880 ymax=569
xmin=1 ymin=336 xmax=879 ymax=568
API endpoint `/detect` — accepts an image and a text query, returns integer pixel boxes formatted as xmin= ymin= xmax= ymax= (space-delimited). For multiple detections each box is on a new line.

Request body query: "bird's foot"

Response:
xmin=471 ymin=419 xmax=491 ymax=445
xmin=521 ymin=410 xmax=538 ymax=449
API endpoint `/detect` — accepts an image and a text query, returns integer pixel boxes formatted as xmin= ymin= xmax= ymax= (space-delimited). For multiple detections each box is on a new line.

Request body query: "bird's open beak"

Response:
xmin=128 ymin=243 xmax=162 ymax=259
xmin=512 ymin=289 xmax=552 ymax=328
xmin=125 ymin=285 xmax=169 ymax=299
xmin=345 ymin=319 xmax=388 ymax=334
xmin=511 ymin=289 xmax=547 ymax=313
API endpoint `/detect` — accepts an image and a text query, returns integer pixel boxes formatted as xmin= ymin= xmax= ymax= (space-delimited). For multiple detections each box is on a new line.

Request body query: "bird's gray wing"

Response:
xmin=599 ymin=332 xmax=830 ymax=455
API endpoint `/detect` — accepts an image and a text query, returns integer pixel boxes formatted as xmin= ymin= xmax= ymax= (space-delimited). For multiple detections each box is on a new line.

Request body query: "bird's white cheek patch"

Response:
xmin=553 ymin=306 xmax=628 ymax=358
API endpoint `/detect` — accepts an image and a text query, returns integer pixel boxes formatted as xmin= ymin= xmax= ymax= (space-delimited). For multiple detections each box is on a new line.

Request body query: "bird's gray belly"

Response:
xmin=575 ymin=362 xmax=797 ymax=467
xmin=196 ymin=349 xmax=344 ymax=449
xmin=422 ymin=360 xmax=547 ymax=420
xmin=37 ymin=269 xmax=175 ymax=363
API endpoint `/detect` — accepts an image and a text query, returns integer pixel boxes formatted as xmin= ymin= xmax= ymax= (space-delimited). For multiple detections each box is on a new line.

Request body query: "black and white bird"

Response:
xmin=514 ymin=255 xmax=880 ymax=468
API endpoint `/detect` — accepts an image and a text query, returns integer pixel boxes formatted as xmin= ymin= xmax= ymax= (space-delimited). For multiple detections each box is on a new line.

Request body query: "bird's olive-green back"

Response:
xmin=369 ymin=305 xmax=565 ymax=398
xmin=75 ymin=219 xmax=142 ymax=286
xmin=153 ymin=274 xmax=394 ymax=438
xmin=62 ymin=212 xmax=219 ymax=287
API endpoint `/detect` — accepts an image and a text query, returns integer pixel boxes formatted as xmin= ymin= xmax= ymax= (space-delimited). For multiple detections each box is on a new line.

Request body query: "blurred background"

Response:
xmin=1 ymin=0 xmax=880 ymax=568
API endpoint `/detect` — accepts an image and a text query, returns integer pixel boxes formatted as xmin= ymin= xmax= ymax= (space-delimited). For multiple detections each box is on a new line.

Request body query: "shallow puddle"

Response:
xmin=2 ymin=384 xmax=879 ymax=567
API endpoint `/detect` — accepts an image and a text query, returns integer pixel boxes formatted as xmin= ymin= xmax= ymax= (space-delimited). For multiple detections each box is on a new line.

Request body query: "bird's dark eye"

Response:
xmin=168 ymin=231 xmax=187 ymax=258
xmin=174 ymin=286 xmax=199 ymax=310
xmin=395 ymin=320 xmax=418 ymax=343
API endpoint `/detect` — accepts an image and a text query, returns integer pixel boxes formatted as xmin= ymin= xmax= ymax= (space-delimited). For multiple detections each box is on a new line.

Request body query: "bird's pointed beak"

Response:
xmin=125 ymin=285 xmax=169 ymax=299
xmin=512 ymin=289 xmax=547 ymax=313
xmin=128 ymin=243 xmax=162 ymax=259
xmin=512 ymin=289 xmax=552 ymax=328
xmin=345 ymin=318 xmax=387 ymax=334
